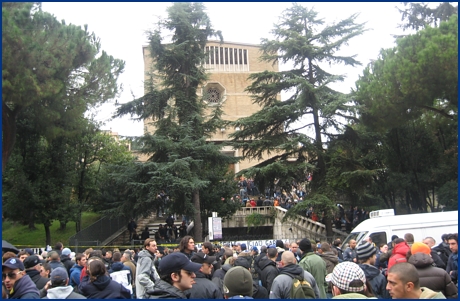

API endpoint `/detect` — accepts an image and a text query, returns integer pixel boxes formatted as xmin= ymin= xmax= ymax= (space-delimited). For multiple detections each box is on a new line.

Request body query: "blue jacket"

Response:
xmin=8 ymin=274 xmax=40 ymax=299
xmin=446 ymin=253 xmax=458 ymax=283
xmin=69 ymin=264 xmax=83 ymax=287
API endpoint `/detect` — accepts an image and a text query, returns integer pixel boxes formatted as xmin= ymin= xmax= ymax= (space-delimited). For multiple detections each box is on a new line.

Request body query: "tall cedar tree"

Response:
xmin=228 ymin=4 xmax=365 ymax=235
xmin=2 ymin=3 xmax=124 ymax=172
xmin=116 ymin=3 xmax=237 ymax=241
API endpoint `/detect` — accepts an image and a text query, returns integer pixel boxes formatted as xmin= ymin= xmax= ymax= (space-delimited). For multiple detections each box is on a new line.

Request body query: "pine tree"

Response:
xmin=116 ymin=3 xmax=238 ymax=241
xmin=228 ymin=4 xmax=366 ymax=235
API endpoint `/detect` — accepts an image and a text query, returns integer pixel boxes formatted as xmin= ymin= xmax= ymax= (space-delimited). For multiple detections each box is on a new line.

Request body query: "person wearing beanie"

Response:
xmin=356 ymin=241 xmax=390 ymax=299
xmin=234 ymin=256 xmax=268 ymax=299
xmin=408 ymin=242 xmax=457 ymax=299
xmin=326 ymin=261 xmax=374 ymax=298
xmin=60 ymin=248 xmax=73 ymax=275
xmin=223 ymin=266 xmax=253 ymax=299
xmin=298 ymin=238 xmax=328 ymax=299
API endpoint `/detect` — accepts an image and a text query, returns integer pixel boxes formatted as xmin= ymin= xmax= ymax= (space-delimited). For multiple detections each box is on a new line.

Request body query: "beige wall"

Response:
xmin=142 ymin=41 xmax=279 ymax=174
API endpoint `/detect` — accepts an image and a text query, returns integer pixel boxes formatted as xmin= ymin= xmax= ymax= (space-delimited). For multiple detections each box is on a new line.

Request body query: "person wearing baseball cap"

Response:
xmin=40 ymin=267 xmax=86 ymax=299
xmin=326 ymin=261 xmax=374 ymax=298
xmin=2 ymin=257 xmax=39 ymax=299
xmin=184 ymin=252 xmax=223 ymax=299
xmin=144 ymin=252 xmax=202 ymax=299
xmin=23 ymin=255 xmax=48 ymax=290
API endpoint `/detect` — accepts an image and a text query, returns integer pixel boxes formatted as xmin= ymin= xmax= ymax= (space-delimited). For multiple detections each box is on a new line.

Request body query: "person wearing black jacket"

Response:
xmin=78 ymin=259 xmax=130 ymax=299
xmin=234 ymin=256 xmax=268 ymax=299
xmin=254 ymin=245 xmax=267 ymax=279
xmin=24 ymin=255 xmax=49 ymax=290
xmin=257 ymin=247 xmax=279 ymax=292
xmin=183 ymin=253 xmax=222 ymax=299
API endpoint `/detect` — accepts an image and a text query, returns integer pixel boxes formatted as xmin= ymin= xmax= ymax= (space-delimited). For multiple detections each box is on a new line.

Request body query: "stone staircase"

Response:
xmin=106 ymin=213 xmax=186 ymax=247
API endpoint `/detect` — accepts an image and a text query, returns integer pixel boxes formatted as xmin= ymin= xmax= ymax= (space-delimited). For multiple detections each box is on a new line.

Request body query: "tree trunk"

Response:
xmin=192 ymin=189 xmax=202 ymax=242
xmin=28 ymin=210 xmax=36 ymax=230
xmin=60 ymin=221 xmax=67 ymax=230
xmin=44 ymin=222 xmax=51 ymax=246
xmin=2 ymin=103 xmax=19 ymax=173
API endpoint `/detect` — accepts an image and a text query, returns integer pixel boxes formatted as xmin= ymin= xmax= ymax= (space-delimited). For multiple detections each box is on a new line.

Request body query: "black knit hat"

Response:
xmin=356 ymin=241 xmax=376 ymax=260
xmin=299 ymin=238 xmax=312 ymax=252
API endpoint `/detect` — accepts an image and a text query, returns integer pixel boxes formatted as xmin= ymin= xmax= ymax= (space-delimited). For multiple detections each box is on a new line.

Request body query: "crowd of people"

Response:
xmin=2 ymin=231 xmax=458 ymax=299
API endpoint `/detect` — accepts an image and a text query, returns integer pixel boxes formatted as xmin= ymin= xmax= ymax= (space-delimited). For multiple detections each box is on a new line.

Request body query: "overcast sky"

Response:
xmin=41 ymin=2 xmax=434 ymax=137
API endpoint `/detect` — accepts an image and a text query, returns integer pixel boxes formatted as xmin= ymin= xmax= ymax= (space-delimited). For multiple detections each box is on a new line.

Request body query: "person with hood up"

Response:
xmin=356 ymin=241 xmax=390 ymax=299
xmin=387 ymin=238 xmax=410 ymax=274
xmin=184 ymin=252 xmax=222 ymax=299
xmin=78 ymin=258 xmax=130 ymax=299
xmin=257 ymin=247 xmax=279 ymax=292
xmin=223 ymin=266 xmax=254 ymax=299
xmin=40 ymin=267 xmax=85 ymax=299
xmin=298 ymin=238 xmax=328 ymax=299
xmin=408 ymin=242 xmax=457 ymax=299
xmin=2 ymin=257 xmax=40 ymax=299
xmin=144 ymin=252 xmax=202 ymax=299
xmin=234 ymin=257 xmax=268 ymax=299
xmin=269 ymin=251 xmax=320 ymax=299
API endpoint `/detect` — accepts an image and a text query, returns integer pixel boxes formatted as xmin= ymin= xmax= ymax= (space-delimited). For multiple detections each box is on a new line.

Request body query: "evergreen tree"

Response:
xmin=2 ymin=3 xmax=124 ymax=172
xmin=228 ymin=4 xmax=365 ymax=235
xmin=397 ymin=2 xmax=458 ymax=31
xmin=116 ymin=2 xmax=238 ymax=241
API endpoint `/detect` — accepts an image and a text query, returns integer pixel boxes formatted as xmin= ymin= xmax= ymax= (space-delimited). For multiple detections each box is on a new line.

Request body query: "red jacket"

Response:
xmin=387 ymin=241 xmax=410 ymax=273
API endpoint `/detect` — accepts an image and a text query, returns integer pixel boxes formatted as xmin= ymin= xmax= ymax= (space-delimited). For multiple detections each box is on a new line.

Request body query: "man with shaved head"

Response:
xmin=386 ymin=262 xmax=446 ymax=299
xmin=269 ymin=251 xmax=320 ymax=299
xmin=423 ymin=237 xmax=447 ymax=269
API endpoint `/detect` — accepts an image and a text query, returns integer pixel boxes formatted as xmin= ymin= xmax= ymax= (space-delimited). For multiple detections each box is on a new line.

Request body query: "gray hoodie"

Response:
xmin=136 ymin=249 xmax=160 ymax=299
xmin=44 ymin=286 xmax=86 ymax=299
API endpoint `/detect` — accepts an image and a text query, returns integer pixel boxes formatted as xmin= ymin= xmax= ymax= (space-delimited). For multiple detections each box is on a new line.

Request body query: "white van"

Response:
xmin=342 ymin=210 xmax=458 ymax=249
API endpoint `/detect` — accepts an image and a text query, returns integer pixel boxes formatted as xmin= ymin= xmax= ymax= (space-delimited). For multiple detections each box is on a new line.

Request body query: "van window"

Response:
xmin=343 ymin=231 xmax=368 ymax=249
xmin=370 ymin=232 xmax=387 ymax=248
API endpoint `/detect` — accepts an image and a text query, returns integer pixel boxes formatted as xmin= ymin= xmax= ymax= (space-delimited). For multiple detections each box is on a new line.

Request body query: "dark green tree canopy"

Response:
xmin=2 ymin=2 xmax=124 ymax=171
xmin=115 ymin=2 xmax=236 ymax=241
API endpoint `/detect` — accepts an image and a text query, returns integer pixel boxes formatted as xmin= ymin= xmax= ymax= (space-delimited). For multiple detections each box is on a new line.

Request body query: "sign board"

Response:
xmin=208 ymin=217 xmax=222 ymax=240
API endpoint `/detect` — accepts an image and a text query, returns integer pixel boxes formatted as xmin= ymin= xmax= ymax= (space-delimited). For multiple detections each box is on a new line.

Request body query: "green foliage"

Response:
xmin=247 ymin=213 xmax=265 ymax=232
xmin=2 ymin=2 xmax=125 ymax=171
xmin=228 ymin=4 xmax=366 ymax=233
xmin=354 ymin=14 xmax=458 ymax=131
xmin=397 ymin=2 xmax=458 ymax=31
xmin=114 ymin=3 xmax=237 ymax=241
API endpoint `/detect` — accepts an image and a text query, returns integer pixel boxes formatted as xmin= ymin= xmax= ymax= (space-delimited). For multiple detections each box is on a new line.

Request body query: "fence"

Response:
xmin=68 ymin=215 xmax=130 ymax=253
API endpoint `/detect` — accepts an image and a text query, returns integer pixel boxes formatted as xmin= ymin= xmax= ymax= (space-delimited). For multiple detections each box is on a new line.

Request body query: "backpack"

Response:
xmin=289 ymin=274 xmax=315 ymax=299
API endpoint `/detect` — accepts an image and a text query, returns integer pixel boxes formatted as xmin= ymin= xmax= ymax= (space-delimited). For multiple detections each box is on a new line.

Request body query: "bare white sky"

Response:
xmin=41 ymin=2 xmax=434 ymax=137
